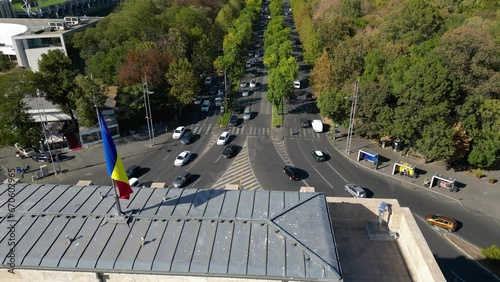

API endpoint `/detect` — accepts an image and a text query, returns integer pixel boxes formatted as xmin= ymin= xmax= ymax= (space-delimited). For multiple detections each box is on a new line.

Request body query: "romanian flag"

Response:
xmin=98 ymin=112 xmax=133 ymax=199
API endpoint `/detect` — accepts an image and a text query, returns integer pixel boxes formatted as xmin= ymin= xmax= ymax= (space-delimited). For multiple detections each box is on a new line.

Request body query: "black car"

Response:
xmin=32 ymin=153 xmax=54 ymax=163
xmin=173 ymin=171 xmax=191 ymax=188
xmin=283 ymin=165 xmax=300 ymax=181
xmin=305 ymin=93 xmax=313 ymax=101
xmin=222 ymin=144 xmax=237 ymax=158
xmin=229 ymin=115 xmax=238 ymax=126
xmin=126 ymin=165 xmax=141 ymax=178
xmin=180 ymin=131 xmax=193 ymax=145
xmin=209 ymin=85 xmax=218 ymax=95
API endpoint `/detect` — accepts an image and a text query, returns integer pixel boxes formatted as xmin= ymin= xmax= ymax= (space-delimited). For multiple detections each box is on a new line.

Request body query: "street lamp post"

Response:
xmin=142 ymin=76 xmax=155 ymax=147
xmin=346 ymin=80 xmax=359 ymax=155
xmin=35 ymin=91 xmax=58 ymax=175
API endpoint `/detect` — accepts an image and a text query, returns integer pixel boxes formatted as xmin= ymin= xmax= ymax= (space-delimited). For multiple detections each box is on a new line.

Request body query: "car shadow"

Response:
xmin=57 ymin=155 xmax=76 ymax=162
xmin=185 ymin=153 xmax=198 ymax=165
xmin=297 ymin=168 xmax=309 ymax=180
xmin=186 ymin=174 xmax=200 ymax=187
xmin=363 ymin=188 xmax=374 ymax=198
xmin=138 ymin=167 xmax=151 ymax=177
xmin=454 ymin=220 xmax=463 ymax=232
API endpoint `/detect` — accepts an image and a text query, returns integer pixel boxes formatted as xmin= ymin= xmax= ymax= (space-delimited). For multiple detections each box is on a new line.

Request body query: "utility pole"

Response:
xmin=142 ymin=75 xmax=155 ymax=147
xmin=346 ymin=79 xmax=359 ymax=155
xmin=35 ymin=91 xmax=58 ymax=175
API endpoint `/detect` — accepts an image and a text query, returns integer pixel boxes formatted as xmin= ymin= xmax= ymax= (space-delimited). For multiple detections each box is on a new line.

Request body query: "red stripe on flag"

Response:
xmin=115 ymin=180 xmax=133 ymax=200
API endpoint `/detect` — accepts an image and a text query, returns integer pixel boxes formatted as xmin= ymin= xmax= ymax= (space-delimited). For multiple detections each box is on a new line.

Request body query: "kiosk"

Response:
xmin=392 ymin=162 xmax=417 ymax=178
xmin=357 ymin=148 xmax=379 ymax=169
xmin=429 ymin=173 xmax=457 ymax=192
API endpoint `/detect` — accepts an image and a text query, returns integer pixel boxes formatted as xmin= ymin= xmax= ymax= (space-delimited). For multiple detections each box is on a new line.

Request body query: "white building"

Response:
xmin=0 ymin=16 xmax=100 ymax=71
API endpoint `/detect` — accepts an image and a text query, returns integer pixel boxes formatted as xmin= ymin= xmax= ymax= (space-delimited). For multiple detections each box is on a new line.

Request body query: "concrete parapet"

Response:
xmin=326 ymin=197 xmax=445 ymax=282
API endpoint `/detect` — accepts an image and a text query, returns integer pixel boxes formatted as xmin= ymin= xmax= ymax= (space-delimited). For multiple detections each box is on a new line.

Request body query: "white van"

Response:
xmin=293 ymin=80 xmax=301 ymax=89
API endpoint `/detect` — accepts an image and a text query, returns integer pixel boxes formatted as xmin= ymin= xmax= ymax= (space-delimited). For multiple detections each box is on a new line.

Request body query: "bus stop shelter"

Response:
xmin=429 ymin=173 xmax=457 ymax=192
xmin=392 ymin=162 xmax=417 ymax=178
xmin=357 ymin=148 xmax=379 ymax=169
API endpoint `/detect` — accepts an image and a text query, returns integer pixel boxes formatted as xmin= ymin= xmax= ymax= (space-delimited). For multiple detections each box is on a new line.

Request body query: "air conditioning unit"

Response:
xmin=63 ymin=16 xmax=80 ymax=26
xmin=48 ymin=22 xmax=68 ymax=31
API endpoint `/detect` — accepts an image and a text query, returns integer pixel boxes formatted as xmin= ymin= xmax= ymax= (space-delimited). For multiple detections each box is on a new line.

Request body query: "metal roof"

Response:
xmin=0 ymin=184 xmax=341 ymax=281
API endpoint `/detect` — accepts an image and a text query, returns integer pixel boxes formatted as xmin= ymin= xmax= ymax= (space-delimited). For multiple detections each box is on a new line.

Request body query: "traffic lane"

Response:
xmin=284 ymin=137 xmax=346 ymax=194
xmin=416 ymin=218 xmax=498 ymax=282
xmin=184 ymin=132 xmax=245 ymax=188
xmin=298 ymin=138 xmax=500 ymax=250
xmin=141 ymin=124 xmax=220 ymax=185
xmin=251 ymin=137 xmax=303 ymax=191
xmin=336 ymin=156 xmax=500 ymax=250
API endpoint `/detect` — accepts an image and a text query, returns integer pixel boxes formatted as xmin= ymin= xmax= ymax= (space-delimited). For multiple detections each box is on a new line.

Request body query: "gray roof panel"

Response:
xmin=235 ymin=191 xmax=254 ymax=219
xmin=77 ymin=218 xmax=116 ymax=269
xmin=151 ymin=219 xmax=183 ymax=271
xmin=114 ymin=219 xmax=149 ymax=270
xmin=247 ymin=223 xmax=268 ymax=276
xmin=171 ymin=220 xmax=200 ymax=272
xmin=267 ymin=225 xmax=286 ymax=277
xmin=96 ymin=222 xmax=132 ymax=270
xmin=22 ymin=216 xmax=64 ymax=266
xmin=227 ymin=221 xmax=251 ymax=275
xmin=58 ymin=218 xmax=103 ymax=268
xmin=133 ymin=220 xmax=166 ymax=271
xmin=40 ymin=217 xmax=80 ymax=267
xmin=189 ymin=220 xmax=216 ymax=273
xmin=208 ymin=221 xmax=232 ymax=274
xmin=252 ymin=191 xmax=269 ymax=220
xmin=0 ymin=184 xmax=341 ymax=281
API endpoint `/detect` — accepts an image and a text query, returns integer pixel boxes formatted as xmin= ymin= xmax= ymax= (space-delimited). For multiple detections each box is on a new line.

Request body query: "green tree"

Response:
xmin=391 ymin=55 xmax=457 ymax=159
xmin=165 ymin=28 xmax=187 ymax=59
xmin=382 ymin=0 xmax=443 ymax=45
xmin=436 ymin=26 xmax=499 ymax=98
xmin=166 ymin=58 xmax=199 ymax=112
xmin=0 ymin=51 xmax=14 ymax=72
xmin=73 ymin=75 xmax=108 ymax=127
xmin=191 ymin=34 xmax=216 ymax=76
xmin=35 ymin=49 xmax=79 ymax=124
xmin=415 ymin=119 xmax=456 ymax=161
xmin=317 ymin=87 xmax=351 ymax=125
xmin=114 ymin=84 xmax=144 ymax=130
xmin=310 ymin=49 xmax=334 ymax=96
xmin=467 ymin=98 xmax=500 ymax=168
xmin=0 ymin=69 xmax=40 ymax=146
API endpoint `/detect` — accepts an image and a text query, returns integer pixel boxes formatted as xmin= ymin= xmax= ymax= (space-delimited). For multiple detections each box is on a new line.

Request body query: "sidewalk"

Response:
xmin=0 ymin=129 xmax=173 ymax=183
xmin=329 ymin=131 xmax=500 ymax=220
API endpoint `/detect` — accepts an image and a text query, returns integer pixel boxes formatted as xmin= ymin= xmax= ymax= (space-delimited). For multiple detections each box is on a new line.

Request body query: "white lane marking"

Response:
xmin=190 ymin=177 xmax=202 ymax=187
xmin=325 ymin=162 xmax=348 ymax=183
xmin=162 ymin=154 xmax=170 ymax=162
xmin=214 ymin=155 xmax=222 ymax=163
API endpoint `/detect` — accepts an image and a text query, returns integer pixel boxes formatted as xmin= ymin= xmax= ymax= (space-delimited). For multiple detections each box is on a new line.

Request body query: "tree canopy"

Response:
xmin=291 ymin=0 xmax=500 ymax=167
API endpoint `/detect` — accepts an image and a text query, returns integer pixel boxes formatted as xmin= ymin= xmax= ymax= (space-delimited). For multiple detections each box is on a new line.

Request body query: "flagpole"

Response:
xmin=112 ymin=180 xmax=124 ymax=215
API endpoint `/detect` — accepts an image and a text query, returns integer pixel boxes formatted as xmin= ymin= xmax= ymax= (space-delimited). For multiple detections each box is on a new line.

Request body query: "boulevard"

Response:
xmin=29 ymin=5 xmax=500 ymax=282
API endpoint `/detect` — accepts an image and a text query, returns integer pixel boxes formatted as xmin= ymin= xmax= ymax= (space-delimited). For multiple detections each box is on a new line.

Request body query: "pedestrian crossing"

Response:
xmin=188 ymin=124 xmax=323 ymax=139
xmin=211 ymin=139 xmax=263 ymax=191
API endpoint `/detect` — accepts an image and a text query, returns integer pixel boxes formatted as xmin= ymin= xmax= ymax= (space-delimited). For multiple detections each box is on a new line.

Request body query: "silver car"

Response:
xmin=243 ymin=107 xmax=251 ymax=120
xmin=344 ymin=184 xmax=366 ymax=198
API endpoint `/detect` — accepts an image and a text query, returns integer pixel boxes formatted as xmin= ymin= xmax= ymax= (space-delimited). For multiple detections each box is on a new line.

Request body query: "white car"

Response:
xmin=172 ymin=126 xmax=186 ymax=139
xmin=217 ymin=131 xmax=230 ymax=145
xmin=201 ymin=100 xmax=211 ymax=112
xmin=246 ymin=61 xmax=252 ymax=68
xmin=174 ymin=151 xmax=191 ymax=167
xmin=242 ymin=90 xmax=250 ymax=97
xmin=293 ymin=80 xmax=301 ymax=89
xmin=204 ymin=76 xmax=212 ymax=85
xmin=240 ymin=81 xmax=247 ymax=87
xmin=215 ymin=97 xmax=223 ymax=107
xmin=250 ymin=80 xmax=257 ymax=88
